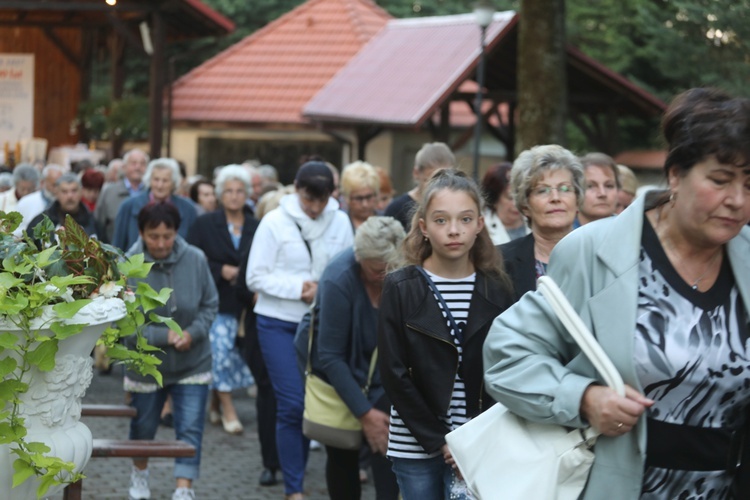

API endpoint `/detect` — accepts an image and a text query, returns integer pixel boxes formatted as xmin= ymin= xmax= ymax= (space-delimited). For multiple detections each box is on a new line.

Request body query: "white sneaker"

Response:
xmin=128 ymin=467 xmax=150 ymax=500
xmin=309 ymin=439 xmax=322 ymax=451
xmin=172 ymin=487 xmax=196 ymax=500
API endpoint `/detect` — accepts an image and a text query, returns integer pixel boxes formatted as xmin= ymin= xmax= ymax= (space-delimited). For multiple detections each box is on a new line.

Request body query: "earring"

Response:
xmin=424 ymin=236 xmax=429 ymax=242
xmin=669 ymin=191 xmax=676 ymax=204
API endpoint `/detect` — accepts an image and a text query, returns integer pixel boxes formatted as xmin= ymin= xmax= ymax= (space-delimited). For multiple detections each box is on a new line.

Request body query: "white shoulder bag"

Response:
xmin=445 ymin=276 xmax=625 ymax=500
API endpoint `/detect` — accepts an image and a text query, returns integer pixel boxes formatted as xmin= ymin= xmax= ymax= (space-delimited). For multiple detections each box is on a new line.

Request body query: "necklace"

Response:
xmin=689 ymin=249 xmax=722 ymax=290
xmin=653 ymin=205 xmax=722 ymax=291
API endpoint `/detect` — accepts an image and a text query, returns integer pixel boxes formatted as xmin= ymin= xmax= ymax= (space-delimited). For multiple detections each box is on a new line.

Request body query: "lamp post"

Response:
xmin=471 ymin=1 xmax=494 ymax=181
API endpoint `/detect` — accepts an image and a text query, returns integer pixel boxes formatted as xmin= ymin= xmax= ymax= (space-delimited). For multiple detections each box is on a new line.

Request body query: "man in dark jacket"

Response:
xmin=27 ymin=172 xmax=100 ymax=242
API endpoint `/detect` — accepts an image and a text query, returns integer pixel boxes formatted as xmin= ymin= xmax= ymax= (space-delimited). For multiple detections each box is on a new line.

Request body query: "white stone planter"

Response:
xmin=0 ymin=297 xmax=126 ymax=499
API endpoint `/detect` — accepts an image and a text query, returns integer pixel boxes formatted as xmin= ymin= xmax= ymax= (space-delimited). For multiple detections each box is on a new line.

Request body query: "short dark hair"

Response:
xmin=662 ymin=87 xmax=750 ymax=176
xmin=137 ymin=202 xmax=181 ymax=233
xmin=481 ymin=162 xmax=512 ymax=207
xmin=189 ymin=179 xmax=214 ymax=204
xmin=295 ymin=161 xmax=334 ymax=199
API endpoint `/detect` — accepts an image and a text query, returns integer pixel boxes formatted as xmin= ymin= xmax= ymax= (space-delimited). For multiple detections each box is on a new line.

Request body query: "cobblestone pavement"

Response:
xmin=49 ymin=369 xmax=376 ymax=500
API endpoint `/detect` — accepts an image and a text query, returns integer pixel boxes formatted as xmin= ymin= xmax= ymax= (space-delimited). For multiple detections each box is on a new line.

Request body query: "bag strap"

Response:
xmin=416 ymin=266 xmax=465 ymax=345
xmin=536 ymin=276 xmax=625 ymax=397
xmin=304 ymin=300 xmax=379 ymax=395
xmin=294 ymin=221 xmax=312 ymax=259
xmin=304 ymin=301 xmax=317 ymax=376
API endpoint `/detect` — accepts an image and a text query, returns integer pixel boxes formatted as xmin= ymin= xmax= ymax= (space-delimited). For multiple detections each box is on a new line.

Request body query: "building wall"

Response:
xmin=170 ymin=126 xmax=344 ymax=181
xmin=0 ymin=27 xmax=81 ymax=149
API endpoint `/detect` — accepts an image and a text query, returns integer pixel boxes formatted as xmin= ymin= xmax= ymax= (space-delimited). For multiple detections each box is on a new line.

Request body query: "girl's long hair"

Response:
xmin=399 ymin=168 xmax=511 ymax=288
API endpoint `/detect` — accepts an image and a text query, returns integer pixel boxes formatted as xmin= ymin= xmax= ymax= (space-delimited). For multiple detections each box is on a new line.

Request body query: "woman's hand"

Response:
xmin=301 ymin=281 xmax=317 ymax=304
xmin=580 ymin=384 xmax=653 ymax=436
xmin=359 ymin=408 xmax=390 ymax=455
xmin=168 ymin=329 xmax=193 ymax=351
xmin=221 ymin=264 xmax=239 ymax=284
xmin=442 ymin=444 xmax=463 ymax=480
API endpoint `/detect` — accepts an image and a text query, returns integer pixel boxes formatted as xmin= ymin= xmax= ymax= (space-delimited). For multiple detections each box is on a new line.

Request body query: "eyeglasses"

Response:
xmin=350 ymin=193 xmax=376 ymax=204
xmin=530 ymin=184 xmax=574 ymax=197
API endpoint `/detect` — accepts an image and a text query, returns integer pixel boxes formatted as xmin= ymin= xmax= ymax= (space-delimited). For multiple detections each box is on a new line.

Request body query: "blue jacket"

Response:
xmin=111 ymin=191 xmax=198 ymax=251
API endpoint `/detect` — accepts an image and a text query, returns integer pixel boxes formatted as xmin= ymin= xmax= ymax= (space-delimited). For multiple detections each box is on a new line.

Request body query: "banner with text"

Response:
xmin=0 ymin=54 xmax=34 ymax=149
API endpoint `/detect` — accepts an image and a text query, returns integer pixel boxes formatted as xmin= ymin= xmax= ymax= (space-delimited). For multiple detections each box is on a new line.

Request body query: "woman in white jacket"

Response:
xmin=246 ymin=161 xmax=353 ymax=500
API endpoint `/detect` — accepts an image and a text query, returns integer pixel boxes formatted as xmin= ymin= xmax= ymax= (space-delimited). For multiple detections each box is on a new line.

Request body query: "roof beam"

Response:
xmin=42 ymin=27 xmax=81 ymax=68
xmin=107 ymin=12 xmax=148 ymax=56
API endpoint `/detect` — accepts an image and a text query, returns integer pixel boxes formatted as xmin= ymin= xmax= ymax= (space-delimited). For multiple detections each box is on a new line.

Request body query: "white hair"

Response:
xmin=143 ymin=158 xmax=182 ymax=193
xmin=215 ymin=164 xmax=251 ymax=198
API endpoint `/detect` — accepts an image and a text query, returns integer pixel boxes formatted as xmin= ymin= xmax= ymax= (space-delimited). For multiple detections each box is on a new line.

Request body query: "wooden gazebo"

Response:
xmin=0 ymin=0 xmax=234 ymax=159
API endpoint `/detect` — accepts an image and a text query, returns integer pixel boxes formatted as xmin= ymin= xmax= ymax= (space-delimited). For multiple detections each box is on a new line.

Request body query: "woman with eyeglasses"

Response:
xmin=497 ymin=145 xmax=584 ymax=299
xmin=341 ymin=161 xmax=380 ymax=230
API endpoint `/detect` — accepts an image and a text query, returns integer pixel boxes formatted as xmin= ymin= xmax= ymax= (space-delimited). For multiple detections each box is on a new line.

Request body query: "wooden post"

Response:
xmin=110 ymin=32 xmax=125 ymax=158
xmin=148 ymin=10 xmax=165 ymax=159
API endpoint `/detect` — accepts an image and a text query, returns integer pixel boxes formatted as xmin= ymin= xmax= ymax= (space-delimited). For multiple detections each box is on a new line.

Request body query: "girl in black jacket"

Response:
xmin=378 ymin=169 xmax=513 ymax=500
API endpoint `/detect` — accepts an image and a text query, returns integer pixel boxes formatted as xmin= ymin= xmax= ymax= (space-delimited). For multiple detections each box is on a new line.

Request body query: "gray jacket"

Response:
xmin=95 ymin=180 xmax=133 ymax=243
xmin=483 ymin=192 xmax=750 ymax=499
xmin=125 ymin=235 xmax=218 ymax=385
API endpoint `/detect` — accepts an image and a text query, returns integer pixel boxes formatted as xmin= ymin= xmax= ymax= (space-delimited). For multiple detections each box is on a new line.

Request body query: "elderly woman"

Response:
xmin=497 ymin=145 xmax=584 ymax=299
xmin=246 ymin=161 xmax=353 ymax=500
xmin=484 ymin=87 xmax=750 ymax=499
xmin=340 ymin=161 xmax=380 ymax=229
xmin=481 ymin=162 xmax=529 ymax=245
xmin=314 ymin=216 xmax=403 ymax=500
xmin=112 ymin=158 xmax=198 ymax=251
xmin=124 ymin=202 xmax=218 ymax=500
xmin=187 ymin=166 xmax=257 ymax=436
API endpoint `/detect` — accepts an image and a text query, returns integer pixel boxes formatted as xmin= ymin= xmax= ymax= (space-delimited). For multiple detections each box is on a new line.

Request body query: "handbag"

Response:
xmin=301 ymin=302 xmax=378 ymax=450
xmin=445 ymin=276 xmax=625 ymax=500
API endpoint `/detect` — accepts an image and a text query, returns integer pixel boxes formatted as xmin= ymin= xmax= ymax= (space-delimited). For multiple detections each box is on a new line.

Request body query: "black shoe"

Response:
xmin=259 ymin=468 xmax=277 ymax=487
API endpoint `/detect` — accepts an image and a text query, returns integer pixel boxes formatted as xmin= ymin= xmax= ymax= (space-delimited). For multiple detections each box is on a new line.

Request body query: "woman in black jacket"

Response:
xmin=498 ymin=145 xmax=584 ymax=299
xmin=378 ymin=169 xmax=513 ymax=500
xmin=187 ymin=165 xmax=258 ymax=435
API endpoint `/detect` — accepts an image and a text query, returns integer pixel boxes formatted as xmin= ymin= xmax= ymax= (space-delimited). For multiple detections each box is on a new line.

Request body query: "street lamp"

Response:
xmin=471 ymin=1 xmax=494 ymax=182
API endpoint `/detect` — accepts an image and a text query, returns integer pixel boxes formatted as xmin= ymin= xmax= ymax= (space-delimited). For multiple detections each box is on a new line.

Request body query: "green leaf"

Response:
xmin=148 ymin=313 xmax=182 ymax=335
xmin=25 ymin=441 xmax=51 ymax=454
xmin=51 ymin=299 xmax=92 ymax=319
xmin=0 ymin=379 xmax=28 ymax=401
xmin=26 ymin=341 xmax=58 ymax=372
xmin=0 ymin=332 xmax=20 ymax=349
xmin=0 ymin=357 xmax=17 ymax=377
xmin=33 ymin=246 xmax=59 ymax=269
xmin=49 ymin=322 xmax=85 ymax=340
xmin=36 ymin=473 xmax=57 ymax=498
xmin=12 ymin=458 xmax=36 ymax=488
xmin=0 ymin=272 xmax=24 ymax=289
xmin=118 ymin=254 xmax=153 ymax=278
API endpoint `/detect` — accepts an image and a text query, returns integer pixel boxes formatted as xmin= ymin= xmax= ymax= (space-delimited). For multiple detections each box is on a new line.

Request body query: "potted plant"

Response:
xmin=0 ymin=211 xmax=177 ymax=499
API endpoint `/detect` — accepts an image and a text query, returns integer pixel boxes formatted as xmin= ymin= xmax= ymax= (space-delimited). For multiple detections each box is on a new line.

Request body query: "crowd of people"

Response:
xmin=1 ymin=86 xmax=749 ymax=500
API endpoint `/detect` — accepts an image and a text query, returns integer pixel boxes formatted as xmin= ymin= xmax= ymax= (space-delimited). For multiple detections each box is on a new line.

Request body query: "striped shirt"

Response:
xmin=387 ymin=271 xmax=476 ymax=459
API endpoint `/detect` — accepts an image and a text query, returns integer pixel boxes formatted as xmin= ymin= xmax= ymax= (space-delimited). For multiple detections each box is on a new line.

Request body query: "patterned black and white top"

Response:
xmin=386 ymin=271 xmax=475 ymax=459
xmin=637 ymin=218 xmax=750 ymax=499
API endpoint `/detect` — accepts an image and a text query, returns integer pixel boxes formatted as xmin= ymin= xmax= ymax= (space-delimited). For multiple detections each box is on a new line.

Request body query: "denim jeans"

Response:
xmin=129 ymin=383 xmax=209 ymax=480
xmin=391 ymin=455 xmax=468 ymax=500
xmin=256 ymin=314 xmax=309 ymax=495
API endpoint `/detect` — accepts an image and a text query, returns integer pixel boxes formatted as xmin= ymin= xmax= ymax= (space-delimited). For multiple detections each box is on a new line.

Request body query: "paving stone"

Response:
xmin=45 ymin=368 xmax=376 ymax=500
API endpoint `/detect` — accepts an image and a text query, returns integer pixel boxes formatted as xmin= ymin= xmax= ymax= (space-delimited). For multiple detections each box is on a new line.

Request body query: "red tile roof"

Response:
xmin=171 ymin=0 xmax=391 ymax=124
xmin=304 ymin=12 xmax=666 ymax=127
xmin=304 ymin=12 xmax=517 ymax=127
